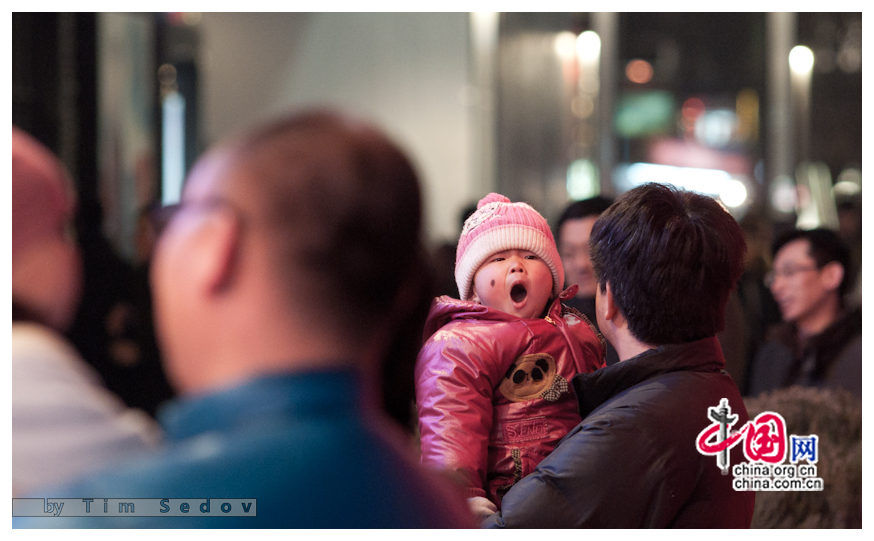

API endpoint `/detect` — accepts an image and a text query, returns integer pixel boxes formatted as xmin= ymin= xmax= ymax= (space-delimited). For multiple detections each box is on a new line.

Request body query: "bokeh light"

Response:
xmin=789 ymin=45 xmax=815 ymax=74
xmin=625 ymin=59 xmax=653 ymax=84
xmin=576 ymin=30 xmax=601 ymax=63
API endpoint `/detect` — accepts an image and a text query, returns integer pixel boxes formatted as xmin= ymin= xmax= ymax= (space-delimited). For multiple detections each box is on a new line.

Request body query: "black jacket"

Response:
xmin=483 ymin=337 xmax=755 ymax=528
xmin=747 ymin=307 xmax=862 ymax=398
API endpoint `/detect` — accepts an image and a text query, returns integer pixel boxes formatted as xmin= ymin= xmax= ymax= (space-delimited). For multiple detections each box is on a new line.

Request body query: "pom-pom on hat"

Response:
xmin=455 ymin=193 xmax=564 ymax=301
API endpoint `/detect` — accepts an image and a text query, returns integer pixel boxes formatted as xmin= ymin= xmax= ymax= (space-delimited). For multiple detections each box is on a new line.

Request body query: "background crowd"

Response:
xmin=11 ymin=106 xmax=862 ymax=527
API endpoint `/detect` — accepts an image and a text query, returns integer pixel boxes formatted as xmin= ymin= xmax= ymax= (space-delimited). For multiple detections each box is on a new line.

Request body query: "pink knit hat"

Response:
xmin=455 ymin=193 xmax=564 ymax=301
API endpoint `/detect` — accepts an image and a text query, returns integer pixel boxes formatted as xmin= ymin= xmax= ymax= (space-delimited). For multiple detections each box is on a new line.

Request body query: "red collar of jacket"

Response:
xmin=423 ymin=285 xmax=580 ymax=339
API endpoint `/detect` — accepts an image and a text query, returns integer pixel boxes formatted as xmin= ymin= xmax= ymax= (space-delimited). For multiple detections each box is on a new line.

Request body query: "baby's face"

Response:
xmin=471 ymin=249 xmax=553 ymax=319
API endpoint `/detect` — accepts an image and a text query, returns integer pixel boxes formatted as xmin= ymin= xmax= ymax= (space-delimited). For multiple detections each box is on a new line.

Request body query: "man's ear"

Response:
xmin=191 ymin=208 xmax=241 ymax=295
xmin=820 ymin=261 xmax=845 ymax=293
xmin=602 ymin=282 xmax=619 ymax=322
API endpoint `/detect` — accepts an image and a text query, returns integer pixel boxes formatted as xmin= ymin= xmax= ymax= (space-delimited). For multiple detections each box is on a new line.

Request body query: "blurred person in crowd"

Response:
xmin=15 ymin=110 xmax=472 ymax=528
xmin=732 ymin=212 xmax=782 ymax=394
xmin=746 ymin=228 xmax=861 ymax=398
xmin=836 ymin=195 xmax=862 ymax=309
xmin=67 ymin=198 xmax=174 ymax=417
xmin=105 ymin=201 xmax=175 ymax=416
xmin=432 ymin=202 xmax=477 ymax=298
xmin=416 ymin=193 xmax=605 ymax=517
xmin=12 ymin=127 xmax=161 ymax=495
xmin=134 ymin=200 xmax=161 ymax=264
xmin=484 ymin=183 xmax=754 ymax=528
xmin=555 ymin=196 xmax=619 ymax=365
xmin=745 ymin=386 xmax=861 ymax=528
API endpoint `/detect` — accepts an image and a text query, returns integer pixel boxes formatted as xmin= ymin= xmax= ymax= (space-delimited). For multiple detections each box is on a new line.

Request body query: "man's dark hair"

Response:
xmin=589 ymin=183 xmax=746 ymax=344
xmin=772 ymin=228 xmax=852 ymax=297
xmin=554 ymin=196 xmax=614 ymax=242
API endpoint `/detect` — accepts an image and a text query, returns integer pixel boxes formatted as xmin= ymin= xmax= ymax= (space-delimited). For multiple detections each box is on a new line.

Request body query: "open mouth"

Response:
xmin=510 ymin=283 xmax=528 ymax=303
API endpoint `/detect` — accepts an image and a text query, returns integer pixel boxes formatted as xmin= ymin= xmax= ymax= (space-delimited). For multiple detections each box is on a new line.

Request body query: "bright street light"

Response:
xmin=788 ymin=45 xmax=814 ymax=75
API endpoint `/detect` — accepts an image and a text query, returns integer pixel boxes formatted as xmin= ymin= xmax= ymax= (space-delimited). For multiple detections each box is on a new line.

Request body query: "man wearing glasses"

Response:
xmin=15 ymin=111 xmax=472 ymax=528
xmin=747 ymin=228 xmax=861 ymax=398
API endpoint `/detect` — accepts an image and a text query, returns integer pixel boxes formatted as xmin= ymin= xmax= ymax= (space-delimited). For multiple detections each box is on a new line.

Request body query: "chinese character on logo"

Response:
xmin=697 ymin=399 xmax=790 ymax=472
xmin=790 ymin=435 xmax=819 ymax=464
xmin=742 ymin=412 xmax=787 ymax=463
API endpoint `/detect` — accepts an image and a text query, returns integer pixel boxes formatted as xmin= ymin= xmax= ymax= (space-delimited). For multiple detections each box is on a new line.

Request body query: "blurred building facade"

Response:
xmin=13 ymin=12 xmax=861 ymax=253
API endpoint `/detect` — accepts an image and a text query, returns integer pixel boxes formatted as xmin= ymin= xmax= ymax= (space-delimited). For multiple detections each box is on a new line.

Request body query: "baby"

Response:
xmin=415 ymin=193 xmax=605 ymax=516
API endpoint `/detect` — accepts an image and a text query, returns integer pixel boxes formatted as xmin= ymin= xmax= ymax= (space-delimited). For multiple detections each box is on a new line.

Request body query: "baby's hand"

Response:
xmin=467 ymin=496 xmax=498 ymax=520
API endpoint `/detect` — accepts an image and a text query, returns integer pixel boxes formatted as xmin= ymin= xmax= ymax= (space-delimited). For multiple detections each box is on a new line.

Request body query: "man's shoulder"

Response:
xmin=819 ymin=307 xmax=863 ymax=348
xmin=12 ymin=322 xmax=88 ymax=372
xmin=53 ymin=408 xmax=423 ymax=490
xmin=22 ymin=416 xmax=470 ymax=528
xmin=587 ymin=366 xmax=745 ymax=431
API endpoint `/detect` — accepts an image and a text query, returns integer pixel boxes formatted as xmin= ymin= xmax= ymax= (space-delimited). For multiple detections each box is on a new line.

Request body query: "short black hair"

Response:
xmin=772 ymin=228 xmax=852 ymax=296
xmin=590 ymin=183 xmax=746 ymax=344
xmin=555 ymin=196 xmax=614 ymax=242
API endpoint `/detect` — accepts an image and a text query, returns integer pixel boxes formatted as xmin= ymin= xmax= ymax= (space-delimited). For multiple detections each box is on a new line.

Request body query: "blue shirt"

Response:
xmin=15 ymin=369 xmax=470 ymax=528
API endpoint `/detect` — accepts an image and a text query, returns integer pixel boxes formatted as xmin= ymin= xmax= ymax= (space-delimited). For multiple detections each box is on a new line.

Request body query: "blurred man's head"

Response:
xmin=12 ymin=127 xmax=81 ymax=330
xmin=767 ymin=228 xmax=849 ymax=337
xmin=590 ymin=183 xmax=746 ymax=346
xmin=151 ymin=111 xmax=428 ymax=392
xmin=556 ymin=196 xmax=613 ymax=298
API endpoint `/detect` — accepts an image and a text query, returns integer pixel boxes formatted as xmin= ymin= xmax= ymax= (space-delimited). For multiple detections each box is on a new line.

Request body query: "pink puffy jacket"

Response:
xmin=415 ymin=286 xmax=605 ymax=505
